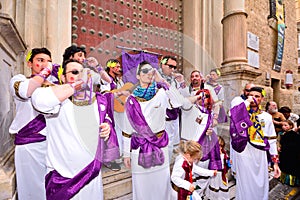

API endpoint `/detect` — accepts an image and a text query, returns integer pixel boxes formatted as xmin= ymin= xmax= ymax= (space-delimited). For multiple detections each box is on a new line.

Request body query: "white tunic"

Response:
xmin=181 ymin=102 xmax=229 ymax=199
xmin=232 ymin=104 xmax=277 ymax=200
xmin=9 ymin=74 xmax=47 ymax=200
xmin=32 ymin=87 xmax=104 ymax=200
xmin=171 ymin=155 xmax=215 ymax=200
xmin=181 ymin=103 xmax=210 ymax=141
xmin=123 ymin=86 xmax=189 ymax=200
xmin=101 ymin=77 xmax=125 ymax=157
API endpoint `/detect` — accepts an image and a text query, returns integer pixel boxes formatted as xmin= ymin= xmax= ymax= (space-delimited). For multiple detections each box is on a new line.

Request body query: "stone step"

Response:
xmin=102 ymin=163 xmax=132 ymax=200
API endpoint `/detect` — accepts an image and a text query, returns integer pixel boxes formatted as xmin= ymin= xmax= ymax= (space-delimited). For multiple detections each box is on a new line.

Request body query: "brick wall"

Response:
xmin=72 ymin=0 xmax=183 ymax=67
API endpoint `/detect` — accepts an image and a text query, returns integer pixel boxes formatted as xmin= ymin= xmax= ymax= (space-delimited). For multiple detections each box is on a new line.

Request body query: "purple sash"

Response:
xmin=15 ymin=114 xmax=46 ymax=145
xmin=166 ymin=108 xmax=180 ymax=120
xmin=45 ymin=93 xmax=119 ymax=200
xmin=125 ymin=95 xmax=169 ymax=168
xmin=214 ymin=84 xmax=222 ymax=95
xmin=110 ymin=77 xmax=117 ymax=90
xmin=197 ymin=107 xmax=222 ymax=170
xmin=217 ymin=107 xmax=228 ymax=123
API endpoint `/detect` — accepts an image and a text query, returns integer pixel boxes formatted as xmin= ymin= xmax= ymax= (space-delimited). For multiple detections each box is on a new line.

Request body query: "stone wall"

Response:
xmin=245 ymin=0 xmax=300 ymax=112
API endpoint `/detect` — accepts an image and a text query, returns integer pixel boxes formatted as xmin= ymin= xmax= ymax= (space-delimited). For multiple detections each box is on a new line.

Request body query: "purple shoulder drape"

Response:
xmin=45 ymin=93 xmax=119 ymax=200
xmin=125 ymin=95 xmax=169 ymax=168
xmin=229 ymin=103 xmax=252 ymax=153
xmin=15 ymin=114 xmax=46 ymax=145
xmin=122 ymin=51 xmax=159 ymax=83
xmin=230 ymin=102 xmax=270 ymax=152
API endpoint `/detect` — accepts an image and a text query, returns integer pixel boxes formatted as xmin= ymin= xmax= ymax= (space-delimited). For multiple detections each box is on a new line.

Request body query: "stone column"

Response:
xmin=46 ymin=0 xmax=72 ymax=64
xmin=182 ymin=0 xmax=223 ymax=78
xmin=220 ymin=0 xmax=261 ymax=110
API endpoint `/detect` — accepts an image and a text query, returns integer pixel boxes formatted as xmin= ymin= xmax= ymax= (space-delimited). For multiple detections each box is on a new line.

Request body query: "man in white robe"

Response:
xmin=9 ymin=48 xmax=53 ymax=200
xmin=158 ymin=56 xmax=188 ymax=162
xmin=230 ymin=83 xmax=255 ymax=177
xmin=32 ymin=59 xmax=119 ymax=199
xmin=123 ymin=61 xmax=197 ymax=200
xmin=181 ymin=89 xmax=227 ymax=199
xmin=230 ymin=86 xmax=280 ymax=200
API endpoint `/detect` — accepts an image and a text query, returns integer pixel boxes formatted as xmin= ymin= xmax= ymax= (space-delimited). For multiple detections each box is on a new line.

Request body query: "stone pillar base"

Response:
xmin=0 ymin=147 xmax=16 ymax=200
xmin=219 ymin=63 xmax=261 ymax=111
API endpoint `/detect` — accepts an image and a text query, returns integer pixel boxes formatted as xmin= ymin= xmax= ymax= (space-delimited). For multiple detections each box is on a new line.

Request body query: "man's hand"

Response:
xmin=273 ymin=163 xmax=281 ymax=178
xmin=86 ymin=57 xmax=99 ymax=68
xmin=246 ymin=96 xmax=254 ymax=104
xmin=189 ymin=184 xmax=195 ymax=192
xmin=114 ymin=90 xmax=130 ymax=97
xmin=72 ymin=79 xmax=85 ymax=91
xmin=123 ymin=157 xmax=131 ymax=169
xmin=99 ymin=122 xmax=110 ymax=141
xmin=173 ymin=72 xmax=184 ymax=83
xmin=206 ymin=128 xmax=213 ymax=136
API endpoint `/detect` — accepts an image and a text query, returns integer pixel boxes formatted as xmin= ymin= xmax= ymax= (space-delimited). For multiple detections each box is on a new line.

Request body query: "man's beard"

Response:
xmin=192 ymin=80 xmax=200 ymax=86
xmin=269 ymin=108 xmax=278 ymax=114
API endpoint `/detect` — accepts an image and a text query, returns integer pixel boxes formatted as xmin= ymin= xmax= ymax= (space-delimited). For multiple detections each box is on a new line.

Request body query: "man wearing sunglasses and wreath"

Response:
xmin=158 ymin=55 xmax=188 ymax=163
xmin=122 ymin=61 xmax=199 ymax=200
xmin=31 ymin=59 xmax=119 ymax=199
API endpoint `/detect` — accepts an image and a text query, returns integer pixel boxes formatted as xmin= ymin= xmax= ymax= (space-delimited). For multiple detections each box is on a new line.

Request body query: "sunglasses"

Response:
xmin=198 ymin=93 xmax=210 ymax=100
xmin=140 ymin=68 xmax=153 ymax=74
xmin=204 ymin=94 xmax=210 ymax=98
xmin=245 ymin=89 xmax=251 ymax=92
xmin=167 ymin=64 xmax=177 ymax=69
xmin=66 ymin=69 xmax=83 ymax=75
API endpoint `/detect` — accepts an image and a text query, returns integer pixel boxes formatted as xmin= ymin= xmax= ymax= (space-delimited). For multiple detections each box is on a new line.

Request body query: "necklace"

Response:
xmin=72 ymin=95 xmax=96 ymax=106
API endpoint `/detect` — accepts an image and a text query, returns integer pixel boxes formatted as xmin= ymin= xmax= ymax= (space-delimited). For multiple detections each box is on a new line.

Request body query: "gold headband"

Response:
xmin=26 ymin=50 xmax=32 ymax=62
xmin=107 ymin=61 xmax=118 ymax=68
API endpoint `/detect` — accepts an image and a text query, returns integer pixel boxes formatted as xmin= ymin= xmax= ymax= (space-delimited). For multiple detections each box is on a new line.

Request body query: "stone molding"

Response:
xmin=0 ymin=13 xmax=26 ymax=54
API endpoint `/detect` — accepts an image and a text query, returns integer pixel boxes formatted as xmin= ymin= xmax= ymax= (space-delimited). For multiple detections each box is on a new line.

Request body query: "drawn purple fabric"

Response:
xmin=230 ymin=102 xmax=270 ymax=152
xmin=122 ymin=51 xmax=159 ymax=83
xmin=166 ymin=108 xmax=180 ymax=120
xmin=197 ymin=109 xmax=222 ymax=170
xmin=218 ymin=106 xmax=228 ymax=123
xmin=45 ymin=93 xmax=119 ymax=200
xmin=156 ymin=81 xmax=169 ymax=91
xmin=50 ymin=64 xmax=60 ymax=84
xmin=15 ymin=114 xmax=46 ymax=145
xmin=125 ymin=95 xmax=169 ymax=168
xmin=229 ymin=103 xmax=252 ymax=153
xmin=103 ymin=92 xmax=115 ymax=127
xmin=110 ymin=80 xmax=117 ymax=90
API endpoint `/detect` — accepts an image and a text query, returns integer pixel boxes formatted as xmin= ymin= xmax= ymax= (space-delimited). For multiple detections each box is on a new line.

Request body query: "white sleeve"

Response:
xmin=10 ymin=74 xmax=30 ymax=100
xmin=171 ymin=157 xmax=191 ymax=191
xmin=166 ymin=86 xmax=190 ymax=108
xmin=193 ymin=164 xmax=215 ymax=177
xmin=230 ymin=96 xmax=243 ymax=108
xmin=265 ymin=114 xmax=278 ymax=155
xmin=31 ymin=87 xmax=61 ymax=114
xmin=122 ymin=110 xmax=134 ymax=157
xmin=178 ymin=86 xmax=190 ymax=97
xmin=90 ymin=70 xmax=101 ymax=85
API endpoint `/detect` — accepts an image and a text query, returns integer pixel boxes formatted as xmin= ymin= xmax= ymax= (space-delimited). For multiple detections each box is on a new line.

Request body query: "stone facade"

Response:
xmin=220 ymin=0 xmax=300 ymax=113
xmin=245 ymin=0 xmax=299 ymax=111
